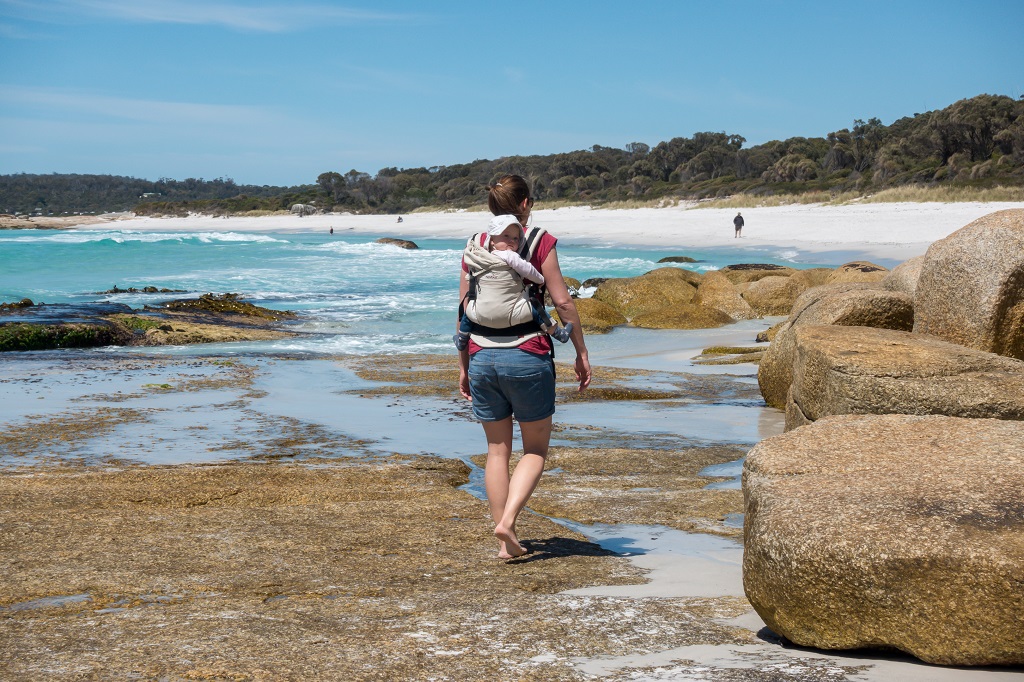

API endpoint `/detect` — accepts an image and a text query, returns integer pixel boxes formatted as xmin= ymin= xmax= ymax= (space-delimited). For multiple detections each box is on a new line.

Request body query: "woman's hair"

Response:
xmin=487 ymin=174 xmax=531 ymax=222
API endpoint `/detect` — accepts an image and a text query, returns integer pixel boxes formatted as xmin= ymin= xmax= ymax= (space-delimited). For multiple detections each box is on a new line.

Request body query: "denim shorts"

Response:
xmin=469 ymin=348 xmax=555 ymax=423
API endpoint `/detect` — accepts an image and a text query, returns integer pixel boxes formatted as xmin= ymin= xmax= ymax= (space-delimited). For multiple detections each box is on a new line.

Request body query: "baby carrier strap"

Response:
xmin=522 ymin=226 xmax=549 ymax=316
xmin=517 ymin=225 xmax=548 ymax=301
xmin=519 ymin=226 xmax=548 ymax=262
xmin=516 ymin=226 xmax=556 ymax=361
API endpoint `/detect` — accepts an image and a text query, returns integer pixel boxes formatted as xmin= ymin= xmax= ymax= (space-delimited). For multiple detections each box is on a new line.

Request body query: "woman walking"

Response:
xmin=457 ymin=174 xmax=591 ymax=559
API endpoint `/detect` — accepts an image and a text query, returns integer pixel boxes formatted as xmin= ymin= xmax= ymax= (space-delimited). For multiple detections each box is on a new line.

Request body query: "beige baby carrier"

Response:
xmin=461 ymin=226 xmax=548 ymax=348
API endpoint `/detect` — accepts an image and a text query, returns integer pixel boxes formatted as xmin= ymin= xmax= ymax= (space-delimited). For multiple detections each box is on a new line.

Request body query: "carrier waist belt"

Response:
xmin=469 ymin=321 xmax=542 ymax=337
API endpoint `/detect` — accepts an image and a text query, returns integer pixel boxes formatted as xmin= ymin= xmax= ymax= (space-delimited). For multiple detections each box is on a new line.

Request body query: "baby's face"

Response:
xmin=491 ymin=226 xmax=521 ymax=251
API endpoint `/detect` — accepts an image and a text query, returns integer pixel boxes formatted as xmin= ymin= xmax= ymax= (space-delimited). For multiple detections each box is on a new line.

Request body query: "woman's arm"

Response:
xmin=540 ymin=247 xmax=591 ymax=392
xmin=457 ymin=271 xmax=472 ymax=400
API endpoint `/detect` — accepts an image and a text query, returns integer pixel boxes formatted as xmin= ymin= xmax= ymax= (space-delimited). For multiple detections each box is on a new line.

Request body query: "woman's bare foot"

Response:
xmin=494 ymin=524 xmax=527 ymax=557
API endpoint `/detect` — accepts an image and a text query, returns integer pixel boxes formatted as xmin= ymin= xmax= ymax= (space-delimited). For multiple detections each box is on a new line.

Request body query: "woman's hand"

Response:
xmin=574 ymin=352 xmax=592 ymax=392
xmin=458 ymin=346 xmax=472 ymax=400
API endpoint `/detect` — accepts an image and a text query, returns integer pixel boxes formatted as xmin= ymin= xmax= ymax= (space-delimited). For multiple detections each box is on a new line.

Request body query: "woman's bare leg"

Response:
xmin=482 ymin=417 xmax=515 ymax=557
xmin=493 ymin=416 xmax=552 ymax=558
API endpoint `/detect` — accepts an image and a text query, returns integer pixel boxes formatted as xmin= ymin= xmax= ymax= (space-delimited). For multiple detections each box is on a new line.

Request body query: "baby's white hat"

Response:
xmin=488 ymin=214 xmax=523 ymax=236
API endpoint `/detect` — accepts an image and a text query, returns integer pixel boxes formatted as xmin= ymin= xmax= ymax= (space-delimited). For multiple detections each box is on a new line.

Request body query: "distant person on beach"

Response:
xmin=329 ymin=227 xmax=333 ymax=235
xmin=454 ymin=214 xmax=572 ymax=351
xmin=397 ymin=216 xmax=403 ymax=223
xmin=734 ymin=212 xmax=744 ymax=238
xmin=457 ymin=174 xmax=591 ymax=559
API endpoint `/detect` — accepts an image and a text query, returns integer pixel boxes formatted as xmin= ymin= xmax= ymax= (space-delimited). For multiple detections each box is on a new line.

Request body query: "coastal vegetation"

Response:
xmin=1 ymin=93 xmax=1022 ymax=217
xmin=0 ymin=175 xmax=317 ymax=217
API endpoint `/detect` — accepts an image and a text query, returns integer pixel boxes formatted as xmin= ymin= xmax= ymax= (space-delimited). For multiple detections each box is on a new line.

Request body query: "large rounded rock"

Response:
xmin=788 ymin=282 xmax=872 ymax=313
xmin=741 ymin=276 xmax=800 ymax=317
xmin=826 ymin=261 xmax=888 ymax=284
xmin=641 ymin=266 xmax=704 ymax=287
xmin=743 ymin=413 xmax=1024 ymax=666
xmin=563 ymin=298 xmax=626 ymax=334
xmin=788 ymin=268 xmax=833 ymax=293
xmin=629 ymin=304 xmax=734 ymax=329
xmin=914 ymin=208 xmax=1024 ymax=360
xmin=786 ymin=325 xmax=1024 ymax=430
xmin=757 ymin=285 xmax=914 ymax=408
xmin=592 ymin=273 xmax=696 ymax=321
xmin=880 ymin=255 xmax=925 ymax=297
xmin=692 ymin=271 xmax=755 ymax=320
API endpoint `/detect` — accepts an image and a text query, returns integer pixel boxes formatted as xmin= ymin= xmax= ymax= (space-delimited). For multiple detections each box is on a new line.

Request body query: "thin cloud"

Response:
xmin=0 ymin=85 xmax=285 ymax=126
xmin=336 ymin=65 xmax=455 ymax=97
xmin=0 ymin=0 xmax=420 ymax=32
xmin=0 ymin=19 xmax=47 ymax=38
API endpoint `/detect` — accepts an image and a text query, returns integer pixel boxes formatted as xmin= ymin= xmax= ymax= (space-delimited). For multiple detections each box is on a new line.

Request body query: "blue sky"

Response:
xmin=1 ymin=0 xmax=1022 ymax=186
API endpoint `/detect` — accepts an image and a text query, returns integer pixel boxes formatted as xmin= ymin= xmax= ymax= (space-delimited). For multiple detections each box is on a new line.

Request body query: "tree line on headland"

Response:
xmin=2 ymin=93 xmax=1022 ymax=217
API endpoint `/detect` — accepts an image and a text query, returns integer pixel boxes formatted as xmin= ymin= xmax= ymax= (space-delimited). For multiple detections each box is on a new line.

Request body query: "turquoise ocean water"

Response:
xmin=1 ymin=227 xmax=847 ymax=356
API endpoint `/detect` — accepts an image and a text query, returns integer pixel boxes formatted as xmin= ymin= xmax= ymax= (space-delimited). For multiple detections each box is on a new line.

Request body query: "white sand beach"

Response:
xmin=88 ymin=200 xmax=1024 ymax=263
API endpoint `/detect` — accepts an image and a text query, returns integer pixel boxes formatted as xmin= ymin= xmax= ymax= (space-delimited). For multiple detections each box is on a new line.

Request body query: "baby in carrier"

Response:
xmin=454 ymin=214 xmax=573 ymax=351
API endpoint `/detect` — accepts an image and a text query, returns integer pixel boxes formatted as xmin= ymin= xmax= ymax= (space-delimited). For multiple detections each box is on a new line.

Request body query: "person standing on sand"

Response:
xmin=734 ymin=212 xmax=744 ymax=238
xmin=457 ymin=174 xmax=591 ymax=560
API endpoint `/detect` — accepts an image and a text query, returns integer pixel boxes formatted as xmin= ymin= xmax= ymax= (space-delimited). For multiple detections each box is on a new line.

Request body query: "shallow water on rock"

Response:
xmin=700 ymin=457 xmax=745 ymax=489
xmin=561 ymin=523 xmax=745 ymax=598
xmin=4 ymin=593 xmax=92 ymax=612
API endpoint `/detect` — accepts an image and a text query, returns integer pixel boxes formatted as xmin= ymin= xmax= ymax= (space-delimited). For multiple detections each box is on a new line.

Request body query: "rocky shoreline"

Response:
xmin=0 ymin=351 xmax=785 ymax=680
xmin=2 ymin=458 xmax=673 ymax=679
xmin=0 ymin=293 xmax=299 ymax=352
